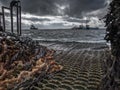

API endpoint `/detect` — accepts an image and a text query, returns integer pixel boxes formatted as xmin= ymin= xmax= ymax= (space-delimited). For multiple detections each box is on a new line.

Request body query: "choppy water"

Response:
xmin=22 ymin=29 xmax=106 ymax=43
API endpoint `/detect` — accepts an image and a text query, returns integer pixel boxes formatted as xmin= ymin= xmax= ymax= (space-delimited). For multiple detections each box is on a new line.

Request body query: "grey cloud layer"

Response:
xmin=0 ymin=0 xmax=108 ymax=29
xmin=0 ymin=0 xmax=106 ymax=17
xmin=67 ymin=0 xmax=106 ymax=17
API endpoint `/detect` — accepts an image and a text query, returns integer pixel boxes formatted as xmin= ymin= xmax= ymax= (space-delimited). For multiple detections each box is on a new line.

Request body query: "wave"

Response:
xmin=33 ymin=38 xmax=106 ymax=44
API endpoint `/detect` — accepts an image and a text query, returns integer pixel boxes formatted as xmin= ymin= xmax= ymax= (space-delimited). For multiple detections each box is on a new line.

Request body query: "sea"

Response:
xmin=22 ymin=29 xmax=106 ymax=44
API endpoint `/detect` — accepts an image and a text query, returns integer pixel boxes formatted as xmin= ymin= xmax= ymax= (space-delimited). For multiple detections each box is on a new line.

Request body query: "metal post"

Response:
xmin=0 ymin=13 xmax=3 ymax=31
xmin=16 ymin=3 xmax=19 ymax=35
xmin=19 ymin=6 xmax=21 ymax=35
xmin=10 ymin=0 xmax=22 ymax=35
xmin=2 ymin=7 xmax=5 ymax=32
xmin=10 ymin=6 xmax=14 ymax=33
xmin=0 ymin=15 xmax=1 ymax=26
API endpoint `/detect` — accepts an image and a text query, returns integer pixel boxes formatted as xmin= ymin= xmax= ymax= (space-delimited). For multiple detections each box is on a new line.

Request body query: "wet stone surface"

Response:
xmin=34 ymin=42 xmax=108 ymax=90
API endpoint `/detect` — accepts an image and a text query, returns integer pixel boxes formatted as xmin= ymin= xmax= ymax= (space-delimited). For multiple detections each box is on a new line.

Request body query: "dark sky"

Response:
xmin=0 ymin=0 xmax=110 ymax=29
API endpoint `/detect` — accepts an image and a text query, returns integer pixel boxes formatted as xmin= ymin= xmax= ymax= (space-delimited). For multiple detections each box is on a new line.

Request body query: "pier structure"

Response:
xmin=0 ymin=12 xmax=3 ymax=31
xmin=0 ymin=0 xmax=22 ymax=35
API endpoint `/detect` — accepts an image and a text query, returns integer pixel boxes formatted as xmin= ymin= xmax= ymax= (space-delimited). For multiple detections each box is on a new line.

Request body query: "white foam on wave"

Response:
xmin=22 ymin=34 xmax=32 ymax=36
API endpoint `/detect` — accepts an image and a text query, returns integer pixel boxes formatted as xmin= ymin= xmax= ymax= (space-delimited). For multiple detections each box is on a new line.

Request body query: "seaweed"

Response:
xmin=0 ymin=31 xmax=63 ymax=90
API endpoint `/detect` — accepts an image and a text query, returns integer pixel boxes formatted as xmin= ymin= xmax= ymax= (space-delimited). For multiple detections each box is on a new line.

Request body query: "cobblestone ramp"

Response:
xmin=33 ymin=42 xmax=107 ymax=90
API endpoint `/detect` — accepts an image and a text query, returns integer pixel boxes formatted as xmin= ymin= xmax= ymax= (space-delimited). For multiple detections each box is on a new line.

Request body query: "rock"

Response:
xmin=0 ymin=31 xmax=63 ymax=90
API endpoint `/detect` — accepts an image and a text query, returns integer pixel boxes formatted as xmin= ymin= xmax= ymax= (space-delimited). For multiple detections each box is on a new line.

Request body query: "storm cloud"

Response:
xmin=0 ymin=0 xmax=109 ymax=29
xmin=0 ymin=0 xmax=106 ymax=17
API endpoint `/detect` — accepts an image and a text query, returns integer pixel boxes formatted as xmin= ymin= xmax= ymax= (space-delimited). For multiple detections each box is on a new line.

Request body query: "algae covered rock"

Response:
xmin=0 ymin=31 xmax=63 ymax=90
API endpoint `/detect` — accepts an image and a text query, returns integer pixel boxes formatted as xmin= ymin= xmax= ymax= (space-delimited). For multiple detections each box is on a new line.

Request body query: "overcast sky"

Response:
xmin=0 ymin=0 xmax=111 ymax=29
